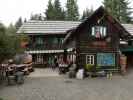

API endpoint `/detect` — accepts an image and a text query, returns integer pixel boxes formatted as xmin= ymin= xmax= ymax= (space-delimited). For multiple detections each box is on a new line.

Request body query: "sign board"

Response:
xmin=97 ymin=53 xmax=115 ymax=67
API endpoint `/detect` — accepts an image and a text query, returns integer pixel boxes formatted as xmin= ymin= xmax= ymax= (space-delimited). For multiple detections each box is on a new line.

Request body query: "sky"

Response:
xmin=0 ymin=0 xmax=132 ymax=26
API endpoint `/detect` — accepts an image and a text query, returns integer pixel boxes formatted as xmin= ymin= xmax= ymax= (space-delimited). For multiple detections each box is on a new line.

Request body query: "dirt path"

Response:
xmin=1 ymin=69 xmax=133 ymax=100
xmin=28 ymin=68 xmax=60 ymax=77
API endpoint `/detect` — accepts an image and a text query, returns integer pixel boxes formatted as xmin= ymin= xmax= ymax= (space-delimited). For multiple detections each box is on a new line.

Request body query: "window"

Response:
xmin=53 ymin=37 xmax=58 ymax=44
xmin=48 ymin=38 xmax=53 ymax=44
xmin=36 ymin=37 xmax=43 ymax=45
xmin=91 ymin=26 xmax=107 ymax=38
xmin=86 ymin=55 xmax=94 ymax=65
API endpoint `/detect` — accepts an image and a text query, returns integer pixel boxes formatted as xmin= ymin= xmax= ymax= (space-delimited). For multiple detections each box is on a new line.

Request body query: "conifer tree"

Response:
xmin=24 ymin=18 xmax=27 ymax=23
xmin=30 ymin=13 xmax=44 ymax=20
xmin=15 ymin=17 xmax=23 ymax=29
xmin=66 ymin=0 xmax=79 ymax=21
xmin=45 ymin=0 xmax=55 ymax=20
xmin=53 ymin=0 xmax=65 ymax=20
xmin=103 ymin=0 xmax=132 ymax=23
xmin=81 ymin=8 xmax=93 ymax=20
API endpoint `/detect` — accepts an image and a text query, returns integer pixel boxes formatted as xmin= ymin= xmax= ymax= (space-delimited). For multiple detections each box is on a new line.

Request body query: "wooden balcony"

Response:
xmin=27 ymin=44 xmax=63 ymax=50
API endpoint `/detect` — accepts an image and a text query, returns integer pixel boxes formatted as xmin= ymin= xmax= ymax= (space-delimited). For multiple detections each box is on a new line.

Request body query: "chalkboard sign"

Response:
xmin=97 ymin=53 xmax=115 ymax=67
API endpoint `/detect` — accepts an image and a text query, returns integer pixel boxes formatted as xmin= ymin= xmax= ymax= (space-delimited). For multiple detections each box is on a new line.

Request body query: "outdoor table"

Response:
xmin=15 ymin=64 xmax=29 ymax=75
xmin=15 ymin=64 xmax=26 ymax=71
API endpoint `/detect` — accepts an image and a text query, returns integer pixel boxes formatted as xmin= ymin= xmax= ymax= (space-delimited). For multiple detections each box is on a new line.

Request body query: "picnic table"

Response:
xmin=15 ymin=64 xmax=29 ymax=75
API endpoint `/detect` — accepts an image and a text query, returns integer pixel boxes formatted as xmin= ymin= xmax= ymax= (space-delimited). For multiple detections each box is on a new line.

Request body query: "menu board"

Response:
xmin=97 ymin=53 xmax=115 ymax=67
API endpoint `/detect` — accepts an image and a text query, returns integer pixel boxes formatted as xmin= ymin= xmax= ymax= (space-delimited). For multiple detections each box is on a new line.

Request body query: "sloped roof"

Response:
xmin=16 ymin=19 xmax=133 ymax=37
xmin=122 ymin=24 xmax=133 ymax=35
xmin=63 ymin=6 xmax=133 ymax=44
xmin=63 ymin=23 xmax=133 ymax=43
xmin=17 ymin=20 xmax=81 ymax=34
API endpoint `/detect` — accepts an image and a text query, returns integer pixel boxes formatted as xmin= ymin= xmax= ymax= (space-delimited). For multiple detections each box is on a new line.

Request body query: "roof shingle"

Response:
xmin=122 ymin=24 xmax=133 ymax=35
xmin=17 ymin=20 xmax=133 ymax=36
xmin=17 ymin=20 xmax=81 ymax=34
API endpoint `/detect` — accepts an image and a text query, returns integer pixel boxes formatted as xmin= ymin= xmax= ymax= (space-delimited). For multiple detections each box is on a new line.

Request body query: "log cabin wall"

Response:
xmin=75 ymin=14 xmax=120 ymax=71
xmin=63 ymin=7 xmax=131 ymax=71
xmin=65 ymin=38 xmax=76 ymax=49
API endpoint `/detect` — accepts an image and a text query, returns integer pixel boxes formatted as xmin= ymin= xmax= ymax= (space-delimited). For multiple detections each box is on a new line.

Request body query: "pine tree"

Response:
xmin=24 ymin=18 xmax=27 ymax=23
xmin=119 ymin=0 xmax=132 ymax=23
xmin=45 ymin=0 xmax=65 ymax=20
xmin=6 ymin=23 xmax=17 ymax=36
xmin=15 ymin=17 xmax=23 ymax=29
xmin=53 ymin=0 xmax=65 ymax=20
xmin=66 ymin=0 xmax=79 ymax=21
xmin=81 ymin=8 xmax=93 ymax=20
xmin=45 ymin=0 xmax=55 ymax=20
xmin=0 ymin=22 xmax=27 ymax=63
xmin=103 ymin=0 xmax=132 ymax=23
xmin=0 ymin=23 xmax=19 ymax=62
xmin=30 ymin=13 xmax=44 ymax=20
xmin=0 ymin=23 xmax=8 ymax=62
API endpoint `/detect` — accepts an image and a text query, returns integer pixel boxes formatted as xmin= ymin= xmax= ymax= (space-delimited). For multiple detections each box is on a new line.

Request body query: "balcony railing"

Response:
xmin=27 ymin=44 xmax=63 ymax=50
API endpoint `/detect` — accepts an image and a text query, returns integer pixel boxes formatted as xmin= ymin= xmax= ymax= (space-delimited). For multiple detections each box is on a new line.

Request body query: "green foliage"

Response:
xmin=81 ymin=8 xmax=94 ymax=21
xmin=0 ymin=22 xmax=28 ymax=63
xmin=24 ymin=18 xmax=27 ymax=23
xmin=0 ymin=98 xmax=3 ymax=100
xmin=66 ymin=0 xmax=79 ymax=21
xmin=15 ymin=17 xmax=23 ymax=29
xmin=6 ymin=23 xmax=17 ymax=36
xmin=85 ymin=64 xmax=94 ymax=71
xmin=53 ymin=0 xmax=65 ymax=20
xmin=0 ymin=23 xmax=14 ymax=62
xmin=103 ymin=0 xmax=132 ymax=23
xmin=30 ymin=13 xmax=44 ymax=20
xmin=45 ymin=0 xmax=55 ymax=20
xmin=45 ymin=0 xmax=65 ymax=20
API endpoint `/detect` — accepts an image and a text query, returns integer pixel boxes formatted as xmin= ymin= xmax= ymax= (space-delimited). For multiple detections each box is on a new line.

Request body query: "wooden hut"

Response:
xmin=17 ymin=21 xmax=80 ymax=67
xmin=63 ymin=6 xmax=131 ymax=72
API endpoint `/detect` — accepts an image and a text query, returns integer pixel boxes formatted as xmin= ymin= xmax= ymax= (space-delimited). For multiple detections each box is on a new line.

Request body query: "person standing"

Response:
xmin=53 ymin=56 xmax=58 ymax=70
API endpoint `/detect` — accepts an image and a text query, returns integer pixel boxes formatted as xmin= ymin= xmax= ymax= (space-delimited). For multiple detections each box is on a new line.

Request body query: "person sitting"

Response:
xmin=54 ymin=56 xmax=58 ymax=69
xmin=68 ymin=62 xmax=77 ymax=78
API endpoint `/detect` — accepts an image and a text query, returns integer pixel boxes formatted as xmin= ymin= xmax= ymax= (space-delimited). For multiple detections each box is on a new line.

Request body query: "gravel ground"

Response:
xmin=0 ymin=68 xmax=133 ymax=100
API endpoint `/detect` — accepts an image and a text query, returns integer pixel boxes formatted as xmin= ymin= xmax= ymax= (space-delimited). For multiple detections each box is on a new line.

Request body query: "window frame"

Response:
xmin=86 ymin=55 xmax=95 ymax=65
xmin=91 ymin=26 xmax=107 ymax=38
xmin=97 ymin=53 xmax=116 ymax=67
xmin=36 ymin=37 xmax=44 ymax=45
